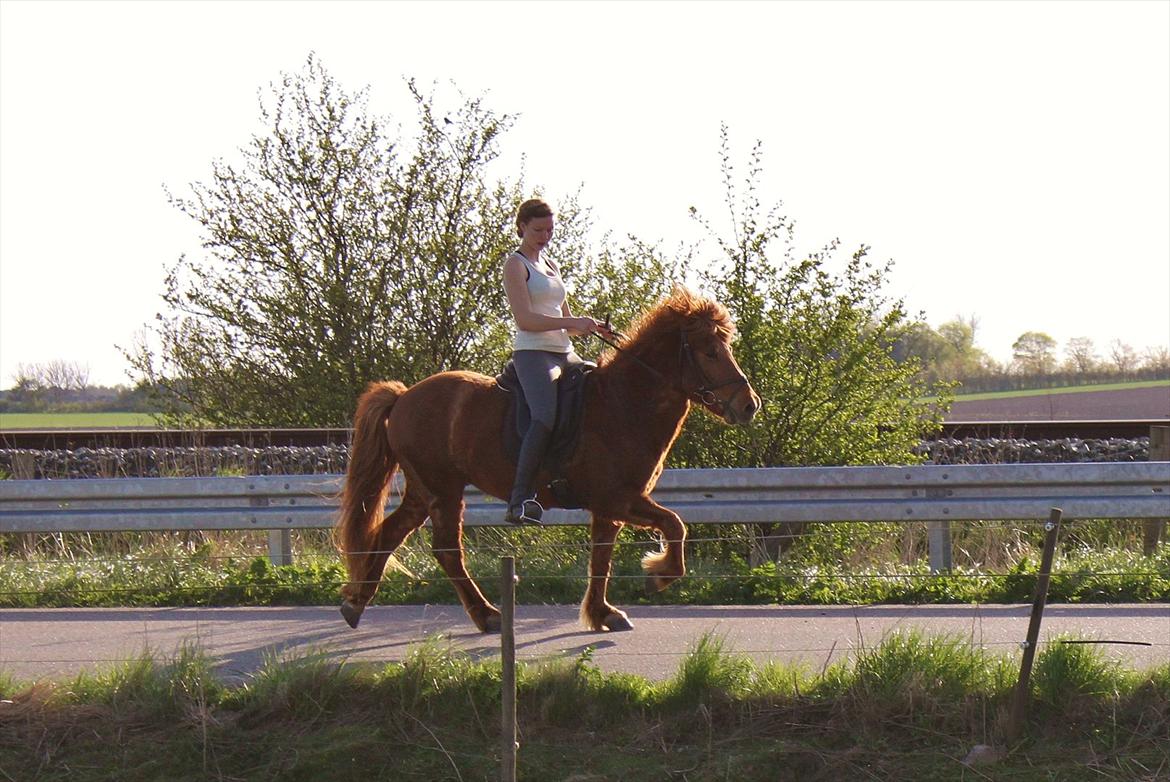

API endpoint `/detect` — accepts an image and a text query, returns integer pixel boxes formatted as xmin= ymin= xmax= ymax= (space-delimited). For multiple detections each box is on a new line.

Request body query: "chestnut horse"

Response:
xmin=335 ymin=288 xmax=760 ymax=633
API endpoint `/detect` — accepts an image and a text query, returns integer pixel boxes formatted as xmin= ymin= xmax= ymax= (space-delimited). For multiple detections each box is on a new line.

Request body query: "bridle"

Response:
xmin=678 ymin=328 xmax=750 ymax=410
xmin=593 ymin=326 xmax=750 ymax=414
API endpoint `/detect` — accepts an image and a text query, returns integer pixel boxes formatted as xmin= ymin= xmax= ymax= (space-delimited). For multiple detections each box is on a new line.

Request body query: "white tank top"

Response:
xmin=510 ymin=251 xmax=572 ymax=353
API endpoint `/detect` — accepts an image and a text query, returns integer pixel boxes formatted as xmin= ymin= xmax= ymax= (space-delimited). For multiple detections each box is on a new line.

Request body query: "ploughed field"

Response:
xmin=947 ymin=384 xmax=1169 ymax=421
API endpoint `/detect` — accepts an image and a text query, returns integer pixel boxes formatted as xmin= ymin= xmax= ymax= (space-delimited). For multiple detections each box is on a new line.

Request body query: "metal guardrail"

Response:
xmin=2 ymin=463 xmax=1166 ymax=571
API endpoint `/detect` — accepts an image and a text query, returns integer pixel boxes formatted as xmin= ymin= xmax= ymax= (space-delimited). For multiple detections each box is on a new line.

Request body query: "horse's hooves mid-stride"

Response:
xmin=602 ymin=612 xmax=634 ymax=632
xmin=340 ymin=600 xmax=364 ymax=629
xmin=334 ymin=289 xmax=760 ymax=634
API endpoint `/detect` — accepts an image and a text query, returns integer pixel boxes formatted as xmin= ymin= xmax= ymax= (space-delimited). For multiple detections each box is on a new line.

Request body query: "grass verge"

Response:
xmin=2 ymin=632 xmax=1166 ymax=781
xmin=2 ymin=523 xmax=1167 ymax=608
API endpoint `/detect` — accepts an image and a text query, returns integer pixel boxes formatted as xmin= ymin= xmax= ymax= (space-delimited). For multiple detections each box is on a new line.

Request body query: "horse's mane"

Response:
xmin=599 ymin=287 xmax=734 ymax=367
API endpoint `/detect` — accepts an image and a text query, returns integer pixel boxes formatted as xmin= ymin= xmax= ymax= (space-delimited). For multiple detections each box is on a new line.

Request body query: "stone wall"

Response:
xmin=0 ymin=446 xmax=350 ymax=479
xmin=913 ymin=437 xmax=1150 ymax=465
xmin=0 ymin=437 xmax=1153 ymax=479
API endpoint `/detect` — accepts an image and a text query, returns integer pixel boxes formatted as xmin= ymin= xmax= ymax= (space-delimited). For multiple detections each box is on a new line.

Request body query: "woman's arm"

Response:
xmin=562 ymin=299 xmax=617 ymax=339
xmin=503 ymin=255 xmax=593 ymax=333
xmin=560 ymin=300 xmax=588 ymax=336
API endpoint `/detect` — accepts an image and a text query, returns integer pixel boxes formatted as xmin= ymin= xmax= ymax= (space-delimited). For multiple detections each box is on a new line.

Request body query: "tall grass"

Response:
xmin=2 ymin=633 xmax=1166 ymax=781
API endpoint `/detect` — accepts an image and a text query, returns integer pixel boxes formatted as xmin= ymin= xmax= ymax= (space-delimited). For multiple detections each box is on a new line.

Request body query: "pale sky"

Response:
xmin=1 ymin=0 xmax=1168 ymax=387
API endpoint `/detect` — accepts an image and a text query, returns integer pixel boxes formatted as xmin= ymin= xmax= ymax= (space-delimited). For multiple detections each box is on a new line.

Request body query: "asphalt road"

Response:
xmin=3 ymin=603 xmax=1167 ymax=684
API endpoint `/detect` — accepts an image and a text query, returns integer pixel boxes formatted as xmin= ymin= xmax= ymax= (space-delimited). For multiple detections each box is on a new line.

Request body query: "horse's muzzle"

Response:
xmin=724 ymin=386 xmax=761 ymax=425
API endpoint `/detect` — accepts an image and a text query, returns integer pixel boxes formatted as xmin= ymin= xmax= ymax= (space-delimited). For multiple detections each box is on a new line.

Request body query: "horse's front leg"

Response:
xmin=580 ymin=515 xmax=633 ymax=632
xmin=626 ymin=495 xmax=686 ymax=594
xmin=428 ymin=493 xmax=501 ymax=633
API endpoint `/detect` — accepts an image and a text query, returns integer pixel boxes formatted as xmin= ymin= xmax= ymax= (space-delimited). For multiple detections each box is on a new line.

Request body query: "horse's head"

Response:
xmin=674 ymin=297 xmax=760 ymax=426
xmin=617 ymin=287 xmax=761 ymax=425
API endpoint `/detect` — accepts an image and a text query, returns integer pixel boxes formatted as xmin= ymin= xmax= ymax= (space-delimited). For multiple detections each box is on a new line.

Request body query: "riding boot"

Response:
xmin=505 ymin=421 xmax=552 ymax=525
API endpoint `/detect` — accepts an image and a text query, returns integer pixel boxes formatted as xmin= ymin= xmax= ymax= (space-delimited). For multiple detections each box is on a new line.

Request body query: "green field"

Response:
xmin=0 ymin=411 xmax=164 ymax=429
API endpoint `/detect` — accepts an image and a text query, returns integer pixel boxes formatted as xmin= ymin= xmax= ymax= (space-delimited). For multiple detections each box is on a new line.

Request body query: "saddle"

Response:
xmin=495 ymin=359 xmax=595 ymax=509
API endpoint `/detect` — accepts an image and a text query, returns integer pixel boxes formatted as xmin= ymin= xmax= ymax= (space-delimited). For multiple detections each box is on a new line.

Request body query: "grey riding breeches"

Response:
xmin=511 ymin=349 xmax=584 ymax=430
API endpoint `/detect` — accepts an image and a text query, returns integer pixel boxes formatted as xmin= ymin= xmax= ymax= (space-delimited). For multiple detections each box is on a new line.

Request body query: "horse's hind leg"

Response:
xmin=579 ymin=515 xmax=633 ymax=632
xmin=341 ymin=486 xmax=429 ymax=628
xmin=429 ymin=491 xmax=501 ymax=633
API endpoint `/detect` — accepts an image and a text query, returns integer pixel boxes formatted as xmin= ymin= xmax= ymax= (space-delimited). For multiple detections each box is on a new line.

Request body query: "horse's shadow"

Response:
xmin=213 ymin=625 xmax=616 ymax=679
xmin=460 ymin=634 xmax=618 ymax=664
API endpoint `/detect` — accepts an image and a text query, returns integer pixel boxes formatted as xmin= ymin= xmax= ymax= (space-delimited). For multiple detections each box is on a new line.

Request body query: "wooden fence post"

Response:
xmin=501 ymin=557 xmax=518 ymax=782
xmin=1143 ymin=426 xmax=1168 ymax=556
xmin=1006 ymin=507 xmax=1062 ymax=742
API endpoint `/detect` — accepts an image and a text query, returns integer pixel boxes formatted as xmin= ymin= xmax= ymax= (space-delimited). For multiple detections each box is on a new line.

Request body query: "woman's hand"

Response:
xmin=573 ymin=317 xmax=616 ymax=340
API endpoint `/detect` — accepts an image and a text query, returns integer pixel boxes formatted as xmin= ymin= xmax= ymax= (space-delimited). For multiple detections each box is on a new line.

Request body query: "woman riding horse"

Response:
xmin=500 ymin=198 xmax=615 ymax=525
xmin=336 ymin=282 xmax=759 ymax=633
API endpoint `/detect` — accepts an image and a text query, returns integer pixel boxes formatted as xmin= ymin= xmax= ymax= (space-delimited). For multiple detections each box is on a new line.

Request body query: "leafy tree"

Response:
xmin=1064 ymin=337 xmax=1098 ymax=373
xmin=938 ymin=317 xmax=999 ymax=378
xmin=6 ymin=361 xmax=90 ymax=408
xmin=565 ymin=238 xmax=690 ymax=343
xmin=896 ymin=322 xmax=958 ymax=385
xmin=938 ymin=317 xmax=977 ymax=354
xmin=1109 ymin=339 xmax=1140 ymax=372
xmin=1011 ymin=331 xmax=1057 ymax=375
xmin=6 ymin=365 xmax=45 ymax=410
xmin=127 ymin=56 xmax=529 ymax=426
xmin=896 ymin=316 xmax=995 ymax=385
xmin=669 ymin=128 xmax=950 ymax=560
xmin=1142 ymin=346 xmax=1170 ymax=372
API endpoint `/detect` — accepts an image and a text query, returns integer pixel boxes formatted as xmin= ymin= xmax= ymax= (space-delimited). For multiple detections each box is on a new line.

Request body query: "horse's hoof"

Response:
xmin=481 ymin=613 xmax=502 ymax=634
xmin=340 ymin=600 xmax=364 ymax=629
xmin=602 ymin=612 xmax=634 ymax=632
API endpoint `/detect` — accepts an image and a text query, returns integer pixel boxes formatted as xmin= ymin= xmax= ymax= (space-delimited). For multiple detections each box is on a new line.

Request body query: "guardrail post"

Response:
xmin=1143 ymin=426 xmax=1168 ymax=556
xmin=1006 ymin=507 xmax=1062 ymax=742
xmin=500 ymin=556 xmax=518 ymax=782
xmin=267 ymin=530 xmax=292 ymax=567
xmin=927 ymin=520 xmax=953 ymax=573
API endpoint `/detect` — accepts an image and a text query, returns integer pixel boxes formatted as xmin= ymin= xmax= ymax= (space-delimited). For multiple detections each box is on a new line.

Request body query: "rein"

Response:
xmin=592 ymin=327 xmax=748 ymax=412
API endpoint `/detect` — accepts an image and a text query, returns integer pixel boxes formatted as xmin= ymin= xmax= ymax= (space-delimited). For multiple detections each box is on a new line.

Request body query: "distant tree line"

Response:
xmin=897 ymin=318 xmax=1169 ymax=394
xmin=9 ymin=325 xmax=1163 ymax=411
xmin=0 ymin=361 xmax=160 ymax=413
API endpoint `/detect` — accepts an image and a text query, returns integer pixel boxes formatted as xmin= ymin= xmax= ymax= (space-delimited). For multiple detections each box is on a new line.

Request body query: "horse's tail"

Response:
xmin=335 ymin=380 xmax=408 ymax=562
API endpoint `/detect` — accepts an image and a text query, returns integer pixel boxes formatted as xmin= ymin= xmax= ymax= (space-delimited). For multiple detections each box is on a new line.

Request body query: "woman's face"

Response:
xmin=521 ymin=216 xmax=554 ymax=249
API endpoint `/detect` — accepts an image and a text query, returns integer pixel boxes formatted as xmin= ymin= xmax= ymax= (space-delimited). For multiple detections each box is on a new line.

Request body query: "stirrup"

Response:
xmin=505 ymin=498 xmax=544 ymax=526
